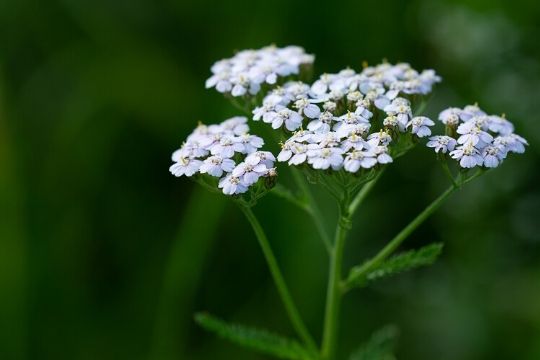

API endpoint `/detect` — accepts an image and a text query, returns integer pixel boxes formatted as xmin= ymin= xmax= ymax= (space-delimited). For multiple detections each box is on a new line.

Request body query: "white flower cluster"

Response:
xmin=205 ymin=45 xmax=314 ymax=97
xmin=427 ymin=105 xmax=527 ymax=168
xmin=169 ymin=116 xmax=276 ymax=195
xmin=254 ymin=63 xmax=440 ymax=173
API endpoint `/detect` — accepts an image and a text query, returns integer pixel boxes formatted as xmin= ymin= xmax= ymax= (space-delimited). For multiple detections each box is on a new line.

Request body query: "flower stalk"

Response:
xmin=239 ymin=205 xmax=319 ymax=354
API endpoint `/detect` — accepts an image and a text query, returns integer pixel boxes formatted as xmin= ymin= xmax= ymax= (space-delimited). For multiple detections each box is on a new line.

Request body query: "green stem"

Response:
xmin=348 ymin=170 xmax=384 ymax=216
xmin=321 ymin=202 xmax=351 ymax=360
xmin=291 ymin=167 xmax=333 ymax=254
xmin=239 ymin=205 xmax=318 ymax=354
xmin=344 ymin=185 xmax=456 ymax=288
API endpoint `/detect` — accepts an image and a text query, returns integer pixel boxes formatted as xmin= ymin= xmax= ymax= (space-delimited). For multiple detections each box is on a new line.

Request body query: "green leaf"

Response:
xmin=194 ymin=313 xmax=314 ymax=360
xmin=349 ymin=325 xmax=399 ymax=360
xmin=347 ymin=243 xmax=444 ymax=288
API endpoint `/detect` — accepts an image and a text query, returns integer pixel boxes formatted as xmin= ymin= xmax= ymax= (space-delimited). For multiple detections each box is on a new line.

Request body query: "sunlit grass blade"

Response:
xmin=194 ymin=313 xmax=315 ymax=360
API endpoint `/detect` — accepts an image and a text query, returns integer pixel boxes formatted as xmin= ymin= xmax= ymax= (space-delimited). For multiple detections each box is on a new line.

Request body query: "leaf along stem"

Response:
xmin=239 ymin=205 xmax=319 ymax=354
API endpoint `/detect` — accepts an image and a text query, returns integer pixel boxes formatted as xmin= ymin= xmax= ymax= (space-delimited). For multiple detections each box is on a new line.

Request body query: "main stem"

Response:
xmin=321 ymin=202 xmax=351 ymax=360
xmin=240 ymin=205 xmax=318 ymax=353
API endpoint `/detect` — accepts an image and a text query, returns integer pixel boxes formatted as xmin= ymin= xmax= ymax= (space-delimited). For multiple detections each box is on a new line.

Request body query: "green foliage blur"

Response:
xmin=1 ymin=0 xmax=539 ymax=359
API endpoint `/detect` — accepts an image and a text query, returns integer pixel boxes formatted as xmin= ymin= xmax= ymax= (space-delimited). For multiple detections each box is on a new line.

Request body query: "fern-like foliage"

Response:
xmin=346 ymin=243 xmax=444 ymax=288
xmin=194 ymin=312 xmax=314 ymax=360
xmin=349 ymin=325 xmax=399 ymax=360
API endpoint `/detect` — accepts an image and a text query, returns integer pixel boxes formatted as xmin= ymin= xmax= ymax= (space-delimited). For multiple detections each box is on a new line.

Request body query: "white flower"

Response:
xmin=344 ymin=149 xmax=378 ymax=172
xmin=367 ymin=131 xmax=393 ymax=146
xmin=287 ymin=143 xmax=309 ymax=165
xmin=459 ymin=104 xmax=486 ymax=121
xmin=384 ymin=97 xmax=412 ymax=129
xmin=373 ymin=144 xmax=393 ymax=164
xmin=307 ymin=147 xmax=344 ymax=170
xmin=264 ymin=107 xmax=303 ymax=131
xmin=408 ymin=116 xmax=435 ymax=138
xmin=450 ymin=144 xmax=483 ymax=168
xmin=199 ymin=156 xmax=236 ymax=177
xmin=336 ymin=123 xmax=370 ymax=142
xmin=220 ymin=116 xmax=249 ymax=135
xmin=482 ymin=145 xmax=505 ymax=168
xmin=487 ymin=115 xmax=514 ymax=135
xmin=210 ymin=135 xmax=243 ymax=158
xmin=426 ymin=136 xmax=457 ymax=153
xmin=307 ymin=111 xmax=334 ymax=133
xmin=294 ymin=98 xmax=321 ymax=119
xmin=169 ymin=157 xmax=202 ymax=177
xmin=383 ymin=115 xmax=405 ymax=132
xmin=494 ymin=134 xmax=528 ymax=154
xmin=245 ymin=151 xmax=276 ymax=168
xmin=456 ymin=121 xmax=493 ymax=147
xmin=218 ymin=174 xmax=248 ymax=195
xmin=438 ymin=107 xmax=461 ymax=126
xmin=232 ymin=162 xmax=269 ymax=185
xmin=237 ymin=134 xmax=264 ymax=154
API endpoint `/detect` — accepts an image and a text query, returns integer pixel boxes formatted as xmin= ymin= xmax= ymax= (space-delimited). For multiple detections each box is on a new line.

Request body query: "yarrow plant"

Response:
xmin=169 ymin=45 xmax=527 ymax=359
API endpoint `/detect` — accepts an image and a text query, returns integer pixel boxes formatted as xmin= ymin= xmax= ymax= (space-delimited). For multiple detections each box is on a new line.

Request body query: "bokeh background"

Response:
xmin=1 ymin=0 xmax=539 ymax=359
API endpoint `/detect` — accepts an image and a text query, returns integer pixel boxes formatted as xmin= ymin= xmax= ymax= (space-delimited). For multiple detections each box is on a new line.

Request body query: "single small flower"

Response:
xmin=438 ymin=107 xmax=461 ymax=126
xmin=294 ymin=98 xmax=321 ymax=119
xmin=482 ymin=145 xmax=505 ymax=168
xmin=426 ymin=136 xmax=457 ymax=153
xmin=450 ymin=143 xmax=483 ymax=168
xmin=408 ymin=116 xmax=435 ymax=138
xmin=199 ymin=156 xmax=236 ymax=177
xmin=264 ymin=107 xmax=303 ymax=131
xmin=169 ymin=157 xmax=202 ymax=177
xmin=232 ymin=162 xmax=269 ymax=186
xmin=210 ymin=135 xmax=243 ymax=158
xmin=245 ymin=151 xmax=276 ymax=168
xmin=343 ymin=149 xmax=378 ymax=172
xmin=456 ymin=122 xmax=493 ymax=147
xmin=237 ymin=134 xmax=264 ymax=154
xmin=218 ymin=174 xmax=248 ymax=195
xmin=307 ymin=147 xmax=344 ymax=170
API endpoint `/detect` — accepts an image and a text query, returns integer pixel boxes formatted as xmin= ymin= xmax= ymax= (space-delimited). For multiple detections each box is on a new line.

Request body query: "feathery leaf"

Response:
xmin=347 ymin=243 xmax=444 ymax=288
xmin=349 ymin=325 xmax=399 ymax=360
xmin=194 ymin=312 xmax=314 ymax=360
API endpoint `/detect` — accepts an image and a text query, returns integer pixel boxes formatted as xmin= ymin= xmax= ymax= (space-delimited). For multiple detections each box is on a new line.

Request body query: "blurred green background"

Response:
xmin=1 ymin=0 xmax=539 ymax=359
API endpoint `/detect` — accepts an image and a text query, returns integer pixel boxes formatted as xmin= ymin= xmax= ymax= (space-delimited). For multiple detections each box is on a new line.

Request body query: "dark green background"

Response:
xmin=1 ymin=0 xmax=539 ymax=359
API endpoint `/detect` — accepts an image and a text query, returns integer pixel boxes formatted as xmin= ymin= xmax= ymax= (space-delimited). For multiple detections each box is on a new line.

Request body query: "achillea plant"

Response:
xmin=169 ymin=45 xmax=527 ymax=360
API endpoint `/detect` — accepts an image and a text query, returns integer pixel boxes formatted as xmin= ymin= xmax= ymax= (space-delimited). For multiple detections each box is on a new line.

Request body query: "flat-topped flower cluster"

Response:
xmin=169 ymin=116 xmax=276 ymax=195
xmin=428 ymin=105 xmax=528 ymax=168
xmin=205 ymin=45 xmax=314 ymax=97
xmin=171 ymin=44 xmax=528 ymax=196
